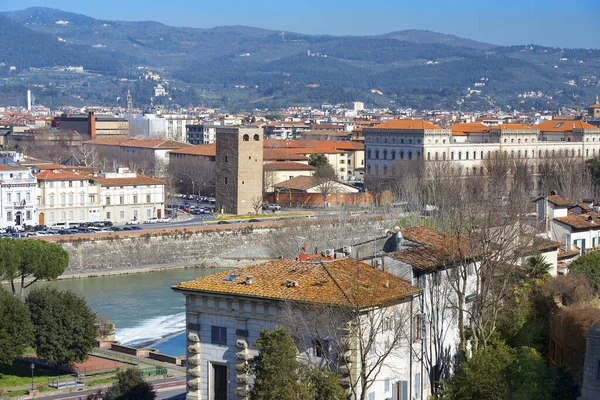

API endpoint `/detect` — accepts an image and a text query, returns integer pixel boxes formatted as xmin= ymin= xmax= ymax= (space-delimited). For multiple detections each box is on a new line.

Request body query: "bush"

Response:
xmin=568 ymin=252 xmax=600 ymax=288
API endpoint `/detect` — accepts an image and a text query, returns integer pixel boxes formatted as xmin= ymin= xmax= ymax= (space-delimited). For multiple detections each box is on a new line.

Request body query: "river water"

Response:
xmin=28 ymin=268 xmax=230 ymax=356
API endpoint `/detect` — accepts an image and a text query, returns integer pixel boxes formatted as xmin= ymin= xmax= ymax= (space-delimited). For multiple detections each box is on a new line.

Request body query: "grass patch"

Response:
xmin=0 ymin=361 xmax=59 ymax=388
xmin=86 ymin=377 xmax=117 ymax=386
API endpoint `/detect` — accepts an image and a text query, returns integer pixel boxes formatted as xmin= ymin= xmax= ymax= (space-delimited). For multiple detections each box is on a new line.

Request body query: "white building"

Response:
xmin=125 ymin=113 xmax=199 ymax=142
xmin=173 ymin=256 xmax=423 ymax=400
xmin=364 ymin=119 xmax=600 ymax=181
xmin=0 ymin=164 xmax=38 ymax=229
xmin=186 ymin=123 xmax=221 ymax=145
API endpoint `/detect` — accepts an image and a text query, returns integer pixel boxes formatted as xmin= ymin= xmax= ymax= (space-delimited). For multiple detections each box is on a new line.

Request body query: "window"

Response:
xmin=243 ymin=134 xmax=249 ymax=141
xmin=211 ymin=326 xmax=227 ymax=345
xmin=133 ymin=195 xmax=138 ymax=204
xmin=254 ymin=134 xmax=260 ymax=141
xmin=68 ymin=194 xmax=73 ymax=205
xmin=146 ymin=195 xmax=151 ymax=203
xmin=49 ymin=194 xmax=55 ymax=205
xmin=458 ymin=151 xmax=462 ymax=160
xmin=68 ymin=211 xmax=73 ymax=220
xmin=49 ymin=212 xmax=54 ymax=222
xmin=61 ymin=195 xmax=66 ymax=205
xmin=26 ymin=192 xmax=30 ymax=201
xmin=16 ymin=193 xmax=21 ymax=202
xmin=61 ymin=211 xmax=66 ymax=221
xmin=68 ymin=181 xmax=73 ymax=187
xmin=107 ymin=212 xmax=111 ymax=220
xmin=26 ymin=211 xmax=31 ymax=220
xmin=120 ymin=211 xmax=125 ymax=219
xmin=6 ymin=192 xmax=11 ymax=202
xmin=80 ymin=194 xmax=85 ymax=204
xmin=106 ymin=196 xmax=111 ymax=205
xmin=133 ymin=210 xmax=138 ymax=219
xmin=224 ymin=155 xmax=228 ymax=163
xmin=413 ymin=314 xmax=424 ymax=340
xmin=146 ymin=209 xmax=151 ymax=218
xmin=224 ymin=177 xmax=228 ymax=185
xmin=120 ymin=196 xmax=125 ymax=205
xmin=6 ymin=212 xmax=12 ymax=221
xmin=414 ymin=372 xmax=421 ymax=398
xmin=384 ymin=378 xmax=390 ymax=393
xmin=312 ymin=339 xmax=329 ymax=358
xmin=80 ymin=211 xmax=85 ymax=220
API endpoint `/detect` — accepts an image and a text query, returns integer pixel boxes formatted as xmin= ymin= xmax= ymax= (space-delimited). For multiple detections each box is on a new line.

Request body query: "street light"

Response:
xmin=30 ymin=363 xmax=35 ymax=391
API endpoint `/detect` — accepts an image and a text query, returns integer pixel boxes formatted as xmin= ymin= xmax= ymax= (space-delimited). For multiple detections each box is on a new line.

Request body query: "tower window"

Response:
xmin=243 ymin=134 xmax=249 ymax=141
xmin=224 ymin=177 xmax=228 ymax=185
xmin=225 ymin=155 xmax=228 ymax=162
xmin=254 ymin=134 xmax=260 ymax=141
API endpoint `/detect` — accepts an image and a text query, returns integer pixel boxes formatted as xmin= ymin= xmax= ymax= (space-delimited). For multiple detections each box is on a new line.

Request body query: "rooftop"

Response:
xmin=263 ymin=162 xmax=315 ymax=172
xmin=536 ymin=119 xmax=599 ymax=132
xmin=174 ymin=257 xmax=420 ymax=307
xmin=371 ymin=119 xmax=442 ymax=130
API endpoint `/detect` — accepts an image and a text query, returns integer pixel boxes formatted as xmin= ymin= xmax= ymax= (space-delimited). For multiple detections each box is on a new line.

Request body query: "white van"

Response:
xmin=49 ymin=222 xmax=70 ymax=230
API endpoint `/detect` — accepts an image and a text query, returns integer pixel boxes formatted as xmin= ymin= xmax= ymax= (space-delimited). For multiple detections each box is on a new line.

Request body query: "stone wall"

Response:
xmin=50 ymin=224 xmax=277 ymax=273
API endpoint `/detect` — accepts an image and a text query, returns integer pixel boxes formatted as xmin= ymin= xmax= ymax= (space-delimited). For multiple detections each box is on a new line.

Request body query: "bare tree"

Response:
xmin=314 ymin=163 xmax=343 ymax=207
xmin=252 ymin=196 xmax=264 ymax=215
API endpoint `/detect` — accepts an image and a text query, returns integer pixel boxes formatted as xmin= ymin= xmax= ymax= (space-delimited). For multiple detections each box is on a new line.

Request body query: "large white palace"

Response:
xmin=364 ymin=118 xmax=600 ymax=178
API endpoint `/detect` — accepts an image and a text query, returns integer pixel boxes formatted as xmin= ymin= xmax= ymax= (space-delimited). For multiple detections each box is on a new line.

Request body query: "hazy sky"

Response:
xmin=3 ymin=0 xmax=599 ymax=48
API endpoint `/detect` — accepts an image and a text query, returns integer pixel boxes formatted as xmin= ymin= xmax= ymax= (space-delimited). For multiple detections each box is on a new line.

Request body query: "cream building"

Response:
xmin=35 ymin=168 xmax=165 ymax=225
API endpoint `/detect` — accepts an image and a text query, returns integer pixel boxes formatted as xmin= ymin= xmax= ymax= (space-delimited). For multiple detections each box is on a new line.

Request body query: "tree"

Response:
xmin=26 ymin=287 xmax=98 ymax=367
xmin=511 ymin=346 xmax=554 ymax=400
xmin=568 ymin=252 xmax=600 ymax=288
xmin=313 ymin=163 xmax=341 ymax=206
xmin=249 ymin=326 xmax=309 ymax=400
xmin=302 ymin=366 xmax=346 ymax=400
xmin=0 ymin=287 xmax=33 ymax=365
xmin=308 ymin=153 xmax=329 ymax=168
xmin=251 ymin=196 xmax=264 ymax=215
xmin=104 ymin=368 xmax=156 ymax=400
xmin=6 ymin=240 xmax=69 ymax=300
xmin=523 ymin=255 xmax=552 ymax=286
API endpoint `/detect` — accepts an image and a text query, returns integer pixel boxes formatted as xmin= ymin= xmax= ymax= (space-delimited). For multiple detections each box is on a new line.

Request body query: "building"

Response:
xmin=363 ymin=119 xmax=600 ymax=182
xmin=263 ymin=122 xmax=311 ymax=140
xmin=215 ymin=127 xmax=263 ymax=214
xmin=0 ymin=164 xmax=38 ymax=229
xmin=186 ymin=123 xmax=220 ymax=145
xmin=588 ymin=96 xmax=600 ymax=119
xmin=35 ymin=170 xmax=101 ymax=226
xmin=172 ymin=256 xmax=422 ymax=400
xmin=52 ymin=112 xmax=129 ymax=141
xmin=263 ymin=162 xmax=315 ymax=192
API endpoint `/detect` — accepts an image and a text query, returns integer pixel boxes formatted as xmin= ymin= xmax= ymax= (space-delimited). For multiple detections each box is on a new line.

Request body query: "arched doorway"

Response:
xmin=39 ymin=213 xmax=45 ymax=225
xmin=15 ymin=211 xmax=22 ymax=226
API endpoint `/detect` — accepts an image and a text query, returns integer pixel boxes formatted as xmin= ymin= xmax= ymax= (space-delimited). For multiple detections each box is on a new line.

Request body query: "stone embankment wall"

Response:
xmin=48 ymin=224 xmax=277 ymax=274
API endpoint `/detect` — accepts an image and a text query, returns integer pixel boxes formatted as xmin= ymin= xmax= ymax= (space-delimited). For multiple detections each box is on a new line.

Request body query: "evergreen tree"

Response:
xmin=104 ymin=368 xmax=156 ymax=400
xmin=26 ymin=287 xmax=97 ymax=367
xmin=0 ymin=287 xmax=33 ymax=365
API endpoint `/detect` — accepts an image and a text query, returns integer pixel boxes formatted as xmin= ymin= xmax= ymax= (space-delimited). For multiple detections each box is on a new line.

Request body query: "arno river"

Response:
xmin=14 ymin=267 xmax=230 ymax=356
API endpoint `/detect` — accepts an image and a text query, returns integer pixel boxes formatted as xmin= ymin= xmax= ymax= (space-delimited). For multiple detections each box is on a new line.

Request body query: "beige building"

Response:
xmin=53 ymin=112 xmax=129 ymax=141
xmin=263 ymin=162 xmax=315 ymax=192
xmin=35 ymin=168 xmax=165 ymax=225
xmin=215 ymin=127 xmax=263 ymax=214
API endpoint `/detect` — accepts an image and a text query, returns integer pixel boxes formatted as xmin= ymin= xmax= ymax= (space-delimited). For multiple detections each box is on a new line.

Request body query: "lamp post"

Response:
xmin=30 ymin=362 xmax=35 ymax=391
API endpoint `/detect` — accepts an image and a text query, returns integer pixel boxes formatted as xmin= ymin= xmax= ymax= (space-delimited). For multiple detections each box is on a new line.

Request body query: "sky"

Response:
xmin=2 ymin=0 xmax=599 ymax=49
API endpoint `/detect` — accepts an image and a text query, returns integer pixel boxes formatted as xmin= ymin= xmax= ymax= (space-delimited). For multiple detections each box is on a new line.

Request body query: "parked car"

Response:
xmin=129 ymin=226 xmax=142 ymax=231
xmin=125 ymin=219 xmax=140 ymax=225
xmin=144 ymin=218 xmax=159 ymax=224
xmin=217 ymin=221 xmax=231 ymax=225
xmin=263 ymin=203 xmax=281 ymax=211
xmin=111 ymin=227 xmax=123 ymax=232
xmin=191 ymin=209 xmax=203 ymax=215
xmin=158 ymin=217 xmax=171 ymax=223
xmin=248 ymin=219 xmax=261 ymax=223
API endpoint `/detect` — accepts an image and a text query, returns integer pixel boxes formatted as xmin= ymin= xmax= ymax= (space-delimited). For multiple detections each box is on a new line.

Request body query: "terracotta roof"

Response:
xmin=94 ymin=175 xmax=165 ymax=186
xmin=571 ymin=203 xmax=593 ymax=213
xmin=84 ymin=136 xmax=130 ymax=145
xmin=35 ymin=164 xmax=63 ymax=170
xmin=263 ymin=162 xmax=315 ymax=171
xmin=558 ymin=247 xmax=580 ymax=259
xmin=264 ymin=139 xmax=363 ymax=151
xmin=274 ymin=175 xmax=322 ymax=191
xmin=589 ymin=103 xmax=600 ymax=109
xmin=35 ymin=170 xmax=90 ymax=181
xmin=492 ymin=123 xmax=534 ymax=130
xmin=545 ymin=194 xmax=572 ymax=207
xmin=0 ymin=164 xmax=29 ymax=171
xmin=169 ymin=144 xmax=216 ymax=157
xmin=263 ymin=149 xmax=308 ymax=162
xmin=555 ymin=212 xmax=600 ymax=230
xmin=371 ymin=120 xmax=442 ymax=130
xmin=386 ymin=226 xmax=475 ymax=270
xmin=174 ymin=257 xmax=420 ymax=307
xmin=536 ymin=119 xmax=598 ymax=132
xmin=529 ymin=237 xmax=562 ymax=252
xmin=121 ymin=138 xmax=191 ymax=149
xmin=450 ymin=123 xmax=489 ymax=136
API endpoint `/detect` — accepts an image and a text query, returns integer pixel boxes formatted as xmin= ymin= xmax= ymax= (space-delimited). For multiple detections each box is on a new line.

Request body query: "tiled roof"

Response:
xmin=274 ymin=175 xmax=321 ymax=191
xmin=174 ymin=257 xmax=420 ymax=307
xmin=492 ymin=123 xmax=533 ymax=130
xmin=386 ymin=226 xmax=475 ymax=270
xmin=263 ymin=162 xmax=314 ymax=171
xmin=571 ymin=203 xmax=593 ymax=213
xmin=0 ymin=164 xmax=29 ymax=171
xmin=94 ymin=175 xmax=165 ymax=186
xmin=555 ymin=212 xmax=600 ymax=230
xmin=263 ymin=149 xmax=308 ymax=162
xmin=450 ymin=123 xmax=489 ymax=136
xmin=371 ymin=120 xmax=442 ymax=130
xmin=35 ymin=170 xmax=89 ymax=181
xmin=84 ymin=136 xmax=130 ymax=145
xmin=264 ymin=139 xmax=364 ymax=151
xmin=527 ymin=237 xmax=562 ymax=253
xmin=536 ymin=119 xmax=598 ymax=132
xmin=537 ymin=194 xmax=572 ymax=207
xmin=169 ymin=144 xmax=216 ymax=156
xmin=121 ymin=138 xmax=192 ymax=149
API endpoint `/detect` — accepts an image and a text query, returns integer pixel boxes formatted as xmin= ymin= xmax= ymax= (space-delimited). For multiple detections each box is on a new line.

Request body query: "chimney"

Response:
xmin=245 ymin=276 xmax=253 ymax=285
xmin=88 ymin=111 xmax=96 ymax=140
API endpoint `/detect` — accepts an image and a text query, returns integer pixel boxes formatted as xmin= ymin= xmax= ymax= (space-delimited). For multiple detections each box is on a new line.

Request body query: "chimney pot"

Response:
xmin=245 ymin=276 xmax=253 ymax=285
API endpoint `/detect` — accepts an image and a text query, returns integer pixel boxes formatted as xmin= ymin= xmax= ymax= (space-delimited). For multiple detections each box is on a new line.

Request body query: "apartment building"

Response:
xmin=0 ymin=164 xmax=38 ymax=229
xmin=364 ymin=119 xmax=600 ymax=178
xmin=35 ymin=168 xmax=165 ymax=225
xmin=186 ymin=123 xmax=220 ymax=145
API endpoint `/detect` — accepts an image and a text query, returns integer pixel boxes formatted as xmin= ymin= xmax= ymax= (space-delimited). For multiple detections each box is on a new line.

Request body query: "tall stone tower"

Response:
xmin=581 ymin=325 xmax=600 ymax=399
xmin=215 ymin=127 xmax=263 ymax=214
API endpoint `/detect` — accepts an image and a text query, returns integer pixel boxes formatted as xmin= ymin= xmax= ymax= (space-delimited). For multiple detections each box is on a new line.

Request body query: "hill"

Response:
xmin=0 ymin=7 xmax=599 ymax=111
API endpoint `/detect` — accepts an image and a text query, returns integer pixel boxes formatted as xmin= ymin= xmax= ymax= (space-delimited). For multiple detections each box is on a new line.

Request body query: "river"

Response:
xmin=26 ymin=267 xmax=231 ymax=356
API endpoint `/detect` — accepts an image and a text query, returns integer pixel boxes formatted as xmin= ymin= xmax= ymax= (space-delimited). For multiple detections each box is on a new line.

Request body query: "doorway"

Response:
xmin=157 ymin=209 xmax=162 ymax=219
xmin=39 ymin=213 xmax=45 ymax=225
xmin=212 ymin=363 xmax=227 ymax=400
xmin=15 ymin=212 xmax=22 ymax=226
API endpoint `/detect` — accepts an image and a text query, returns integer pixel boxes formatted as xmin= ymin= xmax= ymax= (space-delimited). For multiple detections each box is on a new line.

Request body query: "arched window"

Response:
xmin=427 ymin=152 xmax=431 ymax=161
xmin=538 ymin=150 xmax=542 ymax=158
xmin=375 ymin=150 xmax=380 ymax=159
xmin=451 ymin=152 xmax=454 ymax=160
xmin=466 ymin=152 xmax=469 ymax=160
xmin=443 ymin=139 xmax=446 ymax=144
xmin=480 ymin=166 xmax=484 ymax=175
xmin=579 ymin=149 xmax=581 ymax=156
xmin=511 ymin=139 xmax=514 ymax=143
xmin=524 ymin=150 xmax=528 ymax=158
xmin=408 ymin=151 xmax=413 ymax=160
xmin=480 ymin=151 xmax=484 ymax=160
xmin=383 ymin=150 xmax=388 ymax=160
xmin=586 ymin=149 xmax=589 ymax=157
xmin=568 ymin=137 xmax=571 ymax=142
xmin=525 ymin=138 xmax=528 ymax=143
xmin=400 ymin=151 xmax=404 ymax=159
xmin=391 ymin=151 xmax=396 ymax=160
xmin=443 ymin=152 xmax=446 ymax=160
xmin=243 ymin=134 xmax=249 ymax=141
xmin=517 ymin=150 xmax=521 ymax=159
xmin=253 ymin=134 xmax=260 ymax=141
xmin=473 ymin=167 xmax=476 ymax=175
xmin=458 ymin=151 xmax=462 ymax=160
xmin=435 ymin=152 xmax=438 ymax=161
xmin=545 ymin=150 xmax=549 ymax=157
xmin=572 ymin=149 xmax=575 ymax=157
xmin=435 ymin=139 xmax=438 ymax=144
xmin=367 ymin=149 xmax=372 ymax=159
xmin=511 ymin=150 xmax=514 ymax=158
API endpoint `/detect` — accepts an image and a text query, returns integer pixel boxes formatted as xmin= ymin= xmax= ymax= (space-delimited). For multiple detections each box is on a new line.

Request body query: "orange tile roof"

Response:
xmin=94 ymin=175 xmax=165 ymax=186
xmin=536 ymin=194 xmax=572 ymax=207
xmin=536 ymin=119 xmax=598 ymax=132
xmin=121 ymin=138 xmax=192 ymax=149
xmin=555 ymin=213 xmax=600 ymax=230
xmin=169 ymin=144 xmax=216 ymax=157
xmin=492 ymin=123 xmax=534 ymax=130
xmin=264 ymin=139 xmax=363 ymax=151
xmin=263 ymin=162 xmax=314 ymax=171
xmin=450 ymin=122 xmax=490 ymax=136
xmin=174 ymin=257 xmax=420 ymax=307
xmin=84 ymin=136 xmax=130 ymax=145
xmin=274 ymin=175 xmax=322 ymax=191
xmin=371 ymin=120 xmax=442 ymax=130
xmin=263 ymin=149 xmax=308 ymax=162
xmin=35 ymin=170 xmax=90 ymax=181
xmin=0 ymin=164 xmax=29 ymax=171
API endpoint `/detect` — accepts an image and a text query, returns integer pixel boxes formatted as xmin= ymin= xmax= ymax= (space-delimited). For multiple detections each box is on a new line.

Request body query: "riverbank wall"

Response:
xmin=49 ymin=223 xmax=278 ymax=275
